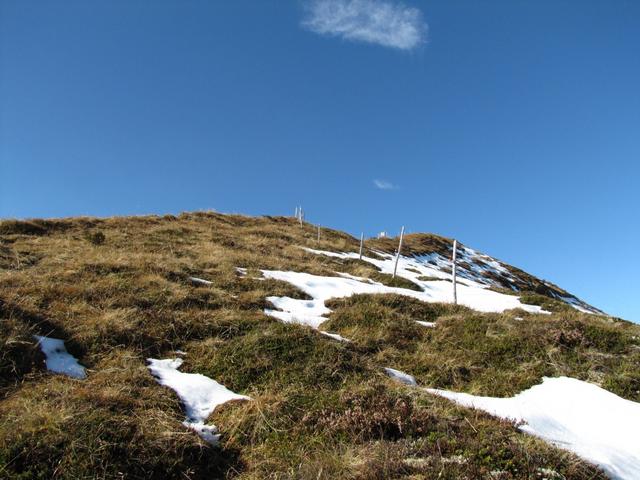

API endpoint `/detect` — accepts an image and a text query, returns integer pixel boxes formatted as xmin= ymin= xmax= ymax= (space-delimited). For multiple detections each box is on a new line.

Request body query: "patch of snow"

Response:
xmin=302 ymin=248 xmax=546 ymax=314
xmin=320 ymin=331 xmax=350 ymax=342
xmin=189 ymin=277 xmax=213 ymax=286
xmin=426 ymin=377 xmax=640 ymax=480
xmin=264 ymin=293 xmax=328 ymax=329
xmin=304 ymin=246 xmax=456 ymax=284
xmin=384 ymin=367 xmax=417 ymax=386
xmin=147 ymin=358 xmax=250 ymax=445
xmin=458 ymin=246 xmax=517 ymax=283
xmin=261 ymin=269 xmax=546 ymax=331
xmin=416 ymin=320 xmax=436 ymax=328
xmin=303 ymin=246 xmax=599 ymax=314
xmin=264 ymin=301 xmax=349 ymax=342
xmin=236 ymin=266 xmax=265 ymax=281
xmin=34 ymin=335 xmax=86 ymax=379
xmin=559 ymin=295 xmax=600 ymax=314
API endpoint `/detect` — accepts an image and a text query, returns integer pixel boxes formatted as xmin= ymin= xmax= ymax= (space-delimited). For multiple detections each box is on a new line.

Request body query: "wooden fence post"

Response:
xmin=452 ymin=239 xmax=458 ymax=304
xmin=392 ymin=226 xmax=405 ymax=278
xmin=359 ymin=232 xmax=364 ymax=260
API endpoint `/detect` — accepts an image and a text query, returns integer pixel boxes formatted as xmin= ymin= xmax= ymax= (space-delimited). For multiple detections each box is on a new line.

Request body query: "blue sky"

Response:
xmin=1 ymin=0 xmax=639 ymax=321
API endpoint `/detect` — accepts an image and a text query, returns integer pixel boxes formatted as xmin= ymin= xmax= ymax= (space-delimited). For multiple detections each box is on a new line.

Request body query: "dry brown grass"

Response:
xmin=0 ymin=212 xmax=632 ymax=478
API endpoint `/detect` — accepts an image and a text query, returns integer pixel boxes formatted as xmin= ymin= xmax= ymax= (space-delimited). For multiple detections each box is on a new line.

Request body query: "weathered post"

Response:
xmin=392 ymin=226 xmax=405 ymax=278
xmin=359 ymin=232 xmax=364 ymax=260
xmin=452 ymin=239 xmax=458 ymax=304
xmin=317 ymin=225 xmax=320 ymax=242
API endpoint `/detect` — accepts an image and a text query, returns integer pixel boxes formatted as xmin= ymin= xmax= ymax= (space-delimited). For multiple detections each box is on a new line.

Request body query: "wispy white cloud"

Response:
xmin=302 ymin=0 xmax=427 ymax=51
xmin=373 ymin=179 xmax=398 ymax=190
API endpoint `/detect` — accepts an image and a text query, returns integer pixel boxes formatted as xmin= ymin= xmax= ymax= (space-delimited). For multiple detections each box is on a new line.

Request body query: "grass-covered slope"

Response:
xmin=0 ymin=212 xmax=638 ymax=479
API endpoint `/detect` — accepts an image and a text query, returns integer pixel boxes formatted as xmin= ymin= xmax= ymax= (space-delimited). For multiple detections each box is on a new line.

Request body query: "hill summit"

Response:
xmin=1 ymin=212 xmax=638 ymax=480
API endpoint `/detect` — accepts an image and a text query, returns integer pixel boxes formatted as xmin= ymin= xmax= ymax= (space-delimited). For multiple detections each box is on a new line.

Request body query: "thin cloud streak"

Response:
xmin=302 ymin=0 xmax=427 ymax=51
xmin=373 ymin=179 xmax=398 ymax=190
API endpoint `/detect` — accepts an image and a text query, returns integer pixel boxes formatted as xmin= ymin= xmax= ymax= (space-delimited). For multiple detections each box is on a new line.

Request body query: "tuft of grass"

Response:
xmin=84 ymin=230 xmax=106 ymax=246
xmin=369 ymin=272 xmax=422 ymax=291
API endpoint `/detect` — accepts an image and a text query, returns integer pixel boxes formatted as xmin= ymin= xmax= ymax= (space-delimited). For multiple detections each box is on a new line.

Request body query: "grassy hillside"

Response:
xmin=1 ymin=212 xmax=638 ymax=479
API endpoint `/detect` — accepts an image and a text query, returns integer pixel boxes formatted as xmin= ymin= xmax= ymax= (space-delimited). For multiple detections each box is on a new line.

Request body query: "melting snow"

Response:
xmin=34 ymin=335 xmax=86 ymax=379
xmin=147 ymin=358 xmax=250 ymax=445
xmin=261 ymin=267 xmax=545 ymax=336
xmin=559 ymin=295 xmax=599 ymax=314
xmin=320 ymin=331 xmax=350 ymax=342
xmin=416 ymin=320 xmax=436 ymax=328
xmin=301 ymin=248 xmax=546 ymax=314
xmin=304 ymin=247 xmax=498 ymax=289
xmin=263 ymin=288 xmax=349 ymax=340
xmin=426 ymin=377 xmax=640 ymax=480
xmin=303 ymin=247 xmax=599 ymax=315
xmin=189 ymin=277 xmax=213 ymax=286
xmin=384 ymin=367 xmax=417 ymax=386
xmin=456 ymin=246 xmax=518 ymax=286
xmin=260 ymin=250 xmax=546 ymax=338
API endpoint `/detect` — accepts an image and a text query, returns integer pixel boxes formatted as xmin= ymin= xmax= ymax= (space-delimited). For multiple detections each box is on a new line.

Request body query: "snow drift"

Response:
xmin=427 ymin=377 xmax=640 ymax=480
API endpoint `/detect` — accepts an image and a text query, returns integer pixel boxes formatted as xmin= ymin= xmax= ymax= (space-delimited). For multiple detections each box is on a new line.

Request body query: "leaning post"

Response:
xmin=452 ymin=239 xmax=458 ymax=304
xmin=392 ymin=226 xmax=405 ymax=278
xmin=359 ymin=232 xmax=364 ymax=260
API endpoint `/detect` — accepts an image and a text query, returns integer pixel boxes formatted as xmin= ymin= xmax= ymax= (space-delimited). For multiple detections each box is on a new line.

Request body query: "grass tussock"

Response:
xmin=0 ymin=212 xmax=633 ymax=478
